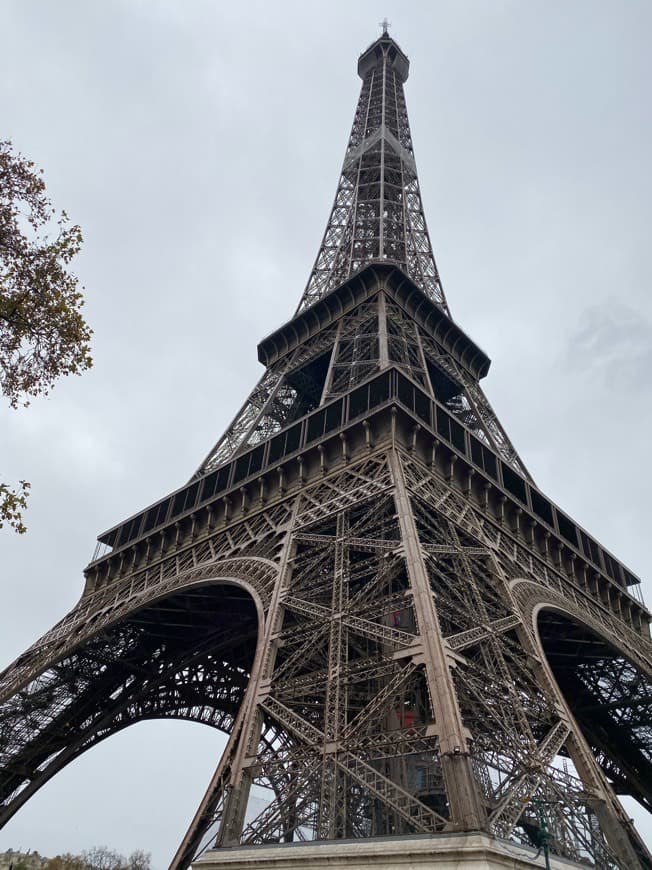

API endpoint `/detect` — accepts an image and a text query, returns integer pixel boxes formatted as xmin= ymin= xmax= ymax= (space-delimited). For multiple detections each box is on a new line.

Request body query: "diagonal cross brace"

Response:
xmin=343 ymin=662 xmax=417 ymax=738
xmin=489 ymin=720 xmax=571 ymax=838
xmin=282 ymin=594 xmax=415 ymax=648
xmin=447 ymin=615 xmax=522 ymax=653
xmin=339 ymin=752 xmax=447 ymax=833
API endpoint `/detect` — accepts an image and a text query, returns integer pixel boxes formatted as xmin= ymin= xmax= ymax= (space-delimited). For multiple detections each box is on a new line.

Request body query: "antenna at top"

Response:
xmin=379 ymin=17 xmax=391 ymax=35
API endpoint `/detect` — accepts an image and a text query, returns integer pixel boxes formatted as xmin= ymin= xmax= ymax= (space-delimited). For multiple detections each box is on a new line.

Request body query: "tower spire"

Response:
xmin=298 ymin=33 xmax=448 ymax=314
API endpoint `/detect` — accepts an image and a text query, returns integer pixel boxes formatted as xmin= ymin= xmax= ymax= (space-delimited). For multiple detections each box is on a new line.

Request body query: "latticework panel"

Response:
xmin=384 ymin=297 xmax=430 ymax=389
xmin=417 ymin=327 xmax=531 ymax=480
xmin=243 ymin=499 xmax=446 ymax=842
xmin=195 ymin=326 xmax=339 ymax=474
xmin=323 ymin=299 xmax=380 ymax=400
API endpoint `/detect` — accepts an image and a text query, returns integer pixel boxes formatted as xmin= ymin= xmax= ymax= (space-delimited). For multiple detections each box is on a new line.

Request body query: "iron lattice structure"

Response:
xmin=298 ymin=32 xmax=447 ymax=315
xmin=1 ymin=31 xmax=651 ymax=870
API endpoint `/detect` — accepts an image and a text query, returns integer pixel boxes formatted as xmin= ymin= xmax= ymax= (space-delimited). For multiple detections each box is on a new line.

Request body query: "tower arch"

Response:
xmin=0 ymin=568 xmax=267 ymax=828
xmin=535 ymin=604 xmax=652 ymax=815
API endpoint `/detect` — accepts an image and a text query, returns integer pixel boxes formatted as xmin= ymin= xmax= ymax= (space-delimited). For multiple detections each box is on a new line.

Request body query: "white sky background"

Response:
xmin=1 ymin=0 xmax=651 ymax=865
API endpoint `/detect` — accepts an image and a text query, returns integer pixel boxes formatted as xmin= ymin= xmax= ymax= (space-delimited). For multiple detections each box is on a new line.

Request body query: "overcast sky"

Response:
xmin=1 ymin=1 xmax=651 ymax=866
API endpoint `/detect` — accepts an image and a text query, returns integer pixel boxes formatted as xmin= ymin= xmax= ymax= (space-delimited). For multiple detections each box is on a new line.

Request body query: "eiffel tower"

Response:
xmin=1 ymin=27 xmax=651 ymax=870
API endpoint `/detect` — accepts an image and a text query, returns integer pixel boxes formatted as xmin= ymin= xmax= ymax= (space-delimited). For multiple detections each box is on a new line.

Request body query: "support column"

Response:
xmin=388 ymin=450 xmax=485 ymax=831
xmin=216 ymin=504 xmax=300 ymax=846
xmin=319 ymin=512 xmax=349 ymax=839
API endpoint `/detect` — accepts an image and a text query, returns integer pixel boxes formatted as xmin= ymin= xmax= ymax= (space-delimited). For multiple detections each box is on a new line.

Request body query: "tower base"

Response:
xmin=193 ymin=833 xmax=583 ymax=869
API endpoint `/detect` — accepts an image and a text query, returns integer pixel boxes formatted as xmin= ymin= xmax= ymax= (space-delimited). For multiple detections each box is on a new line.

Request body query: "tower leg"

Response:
xmin=389 ymin=451 xmax=486 ymax=831
xmin=206 ymin=505 xmax=301 ymax=850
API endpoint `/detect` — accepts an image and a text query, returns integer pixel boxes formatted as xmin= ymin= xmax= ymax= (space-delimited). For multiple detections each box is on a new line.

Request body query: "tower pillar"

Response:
xmin=388 ymin=450 xmax=485 ymax=831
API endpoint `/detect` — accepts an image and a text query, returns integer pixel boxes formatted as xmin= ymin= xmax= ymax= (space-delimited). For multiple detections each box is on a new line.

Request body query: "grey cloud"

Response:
xmin=567 ymin=303 xmax=652 ymax=388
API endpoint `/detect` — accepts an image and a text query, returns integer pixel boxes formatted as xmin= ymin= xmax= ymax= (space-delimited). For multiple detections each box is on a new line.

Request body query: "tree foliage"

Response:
xmin=46 ymin=854 xmax=86 ymax=870
xmin=0 ymin=139 xmax=92 ymax=532
xmin=0 ymin=479 xmax=30 ymax=534
xmin=45 ymin=848 xmax=151 ymax=870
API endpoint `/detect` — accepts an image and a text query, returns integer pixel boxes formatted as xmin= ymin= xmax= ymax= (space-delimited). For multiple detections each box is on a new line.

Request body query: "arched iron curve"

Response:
xmin=0 ymin=561 xmax=276 ymax=827
xmin=511 ymin=578 xmax=652 ymax=816
xmin=0 ymin=556 xmax=277 ymax=705
xmin=511 ymin=577 xmax=652 ymax=679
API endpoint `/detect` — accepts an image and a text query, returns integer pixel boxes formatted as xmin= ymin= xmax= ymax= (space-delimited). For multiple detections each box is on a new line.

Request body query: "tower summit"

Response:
xmin=300 ymin=31 xmax=448 ymax=314
xmin=1 ymin=31 xmax=651 ymax=870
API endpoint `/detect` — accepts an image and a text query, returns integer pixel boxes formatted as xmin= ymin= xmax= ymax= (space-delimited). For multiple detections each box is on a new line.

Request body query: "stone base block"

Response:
xmin=193 ymin=833 xmax=584 ymax=869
